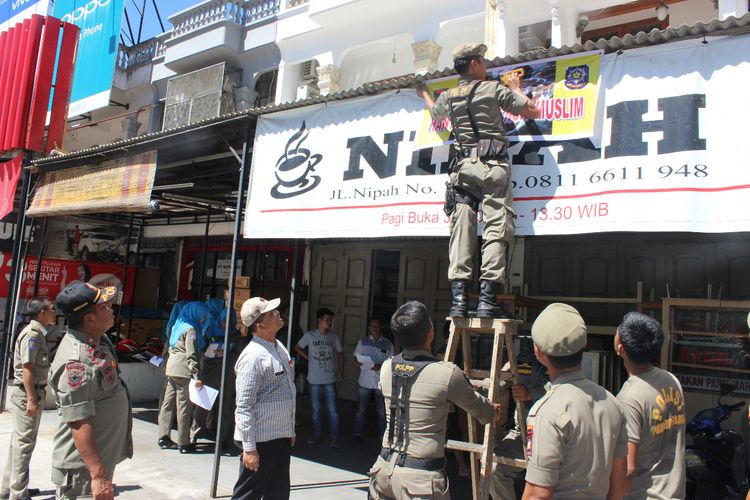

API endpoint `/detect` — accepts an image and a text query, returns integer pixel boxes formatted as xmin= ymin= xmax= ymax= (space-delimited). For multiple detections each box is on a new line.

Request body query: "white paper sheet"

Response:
xmin=355 ymin=354 xmax=374 ymax=371
xmin=189 ymin=380 xmax=219 ymax=410
xmin=149 ymin=356 xmax=164 ymax=367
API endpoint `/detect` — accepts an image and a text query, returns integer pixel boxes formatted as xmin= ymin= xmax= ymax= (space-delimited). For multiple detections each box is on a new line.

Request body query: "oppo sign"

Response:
xmin=59 ymin=0 xmax=110 ymax=24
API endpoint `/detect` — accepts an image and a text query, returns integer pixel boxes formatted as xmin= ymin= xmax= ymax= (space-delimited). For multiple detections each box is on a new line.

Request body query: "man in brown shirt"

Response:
xmin=1 ymin=297 xmax=57 ymax=500
xmin=615 ymin=312 xmax=686 ymax=499
xmin=368 ymin=301 xmax=500 ymax=499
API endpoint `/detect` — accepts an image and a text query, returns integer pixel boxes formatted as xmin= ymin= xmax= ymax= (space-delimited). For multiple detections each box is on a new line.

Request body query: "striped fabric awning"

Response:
xmin=27 ymin=150 xmax=157 ymax=216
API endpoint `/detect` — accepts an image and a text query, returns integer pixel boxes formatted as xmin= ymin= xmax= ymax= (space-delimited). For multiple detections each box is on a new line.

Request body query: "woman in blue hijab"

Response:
xmin=157 ymin=301 xmax=209 ymax=453
xmin=192 ymin=301 xmax=240 ymax=445
xmin=202 ymin=298 xmax=226 ymax=340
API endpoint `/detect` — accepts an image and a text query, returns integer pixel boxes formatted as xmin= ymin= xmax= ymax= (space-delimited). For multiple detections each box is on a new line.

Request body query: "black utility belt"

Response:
xmin=459 ymin=138 xmax=507 ymax=160
xmin=380 ymin=447 xmax=445 ymax=471
xmin=15 ymin=383 xmax=46 ymax=389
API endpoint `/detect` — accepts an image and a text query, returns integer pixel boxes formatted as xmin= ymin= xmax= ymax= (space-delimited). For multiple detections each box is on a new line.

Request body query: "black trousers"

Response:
xmin=233 ymin=438 xmax=292 ymax=500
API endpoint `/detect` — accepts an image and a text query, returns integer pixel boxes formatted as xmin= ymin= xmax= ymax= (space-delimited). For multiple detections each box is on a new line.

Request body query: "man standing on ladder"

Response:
xmin=418 ymin=43 xmax=539 ymax=318
xmin=368 ymin=301 xmax=501 ymax=499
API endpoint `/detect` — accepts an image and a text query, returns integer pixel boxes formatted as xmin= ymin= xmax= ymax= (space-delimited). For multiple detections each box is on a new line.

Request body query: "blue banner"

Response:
xmin=52 ymin=0 xmax=125 ymax=117
xmin=0 ymin=0 xmax=49 ymax=29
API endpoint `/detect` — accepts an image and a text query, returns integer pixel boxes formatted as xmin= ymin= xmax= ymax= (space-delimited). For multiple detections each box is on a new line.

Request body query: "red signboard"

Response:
xmin=0 ymin=252 xmax=136 ymax=305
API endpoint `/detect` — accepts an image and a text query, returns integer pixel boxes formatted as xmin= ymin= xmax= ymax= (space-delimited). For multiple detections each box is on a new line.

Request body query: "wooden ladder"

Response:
xmin=444 ymin=317 xmax=528 ymax=500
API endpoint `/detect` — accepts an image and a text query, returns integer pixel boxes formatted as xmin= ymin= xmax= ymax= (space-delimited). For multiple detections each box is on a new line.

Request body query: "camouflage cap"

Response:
xmin=531 ymin=303 xmax=587 ymax=357
xmin=452 ymin=42 xmax=487 ymax=61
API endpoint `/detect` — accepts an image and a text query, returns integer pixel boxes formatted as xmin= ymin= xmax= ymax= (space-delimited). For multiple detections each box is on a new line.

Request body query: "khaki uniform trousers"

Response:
xmin=157 ymin=376 xmax=193 ymax=446
xmin=52 ymin=464 xmax=116 ymax=499
xmin=448 ymin=156 xmax=515 ymax=283
xmin=368 ymin=455 xmax=450 ymax=500
xmin=1 ymin=387 xmax=45 ymax=500
xmin=489 ymin=428 xmax=525 ymax=500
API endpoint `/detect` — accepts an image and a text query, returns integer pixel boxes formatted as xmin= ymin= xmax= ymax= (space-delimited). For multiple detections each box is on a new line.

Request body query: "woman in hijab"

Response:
xmin=157 ymin=301 xmax=209 ymax=453
xmin=157 ymin=300 xmax=189 ymax=436
xmin=191 ymin=298 xmax=228 ymax=443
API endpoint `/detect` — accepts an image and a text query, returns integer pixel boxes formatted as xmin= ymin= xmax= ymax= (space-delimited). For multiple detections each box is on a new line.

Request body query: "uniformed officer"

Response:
xmin=418 ymin=42 xmax=540 ymax=319
xmin=368 ymin=301 xmax=500 ymax=499
xmin=50 ymin=283 xmax=133 ymax=500
xmin=1 ymin=297 xmax=57 ymax=500
xmin=157 ymin=300 xmax=209 ymax=453
xmin=522 ymin=303 xmax=627 ymax=499
xmin=490 ymin=350 xmax=549 ymax=499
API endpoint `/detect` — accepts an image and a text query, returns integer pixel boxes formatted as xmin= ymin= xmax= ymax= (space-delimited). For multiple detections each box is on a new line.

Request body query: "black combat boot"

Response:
xmin=449 ymin=281 xmax=469 ymax=318
xmin=476 ymin=280 xmax=508 ymax=319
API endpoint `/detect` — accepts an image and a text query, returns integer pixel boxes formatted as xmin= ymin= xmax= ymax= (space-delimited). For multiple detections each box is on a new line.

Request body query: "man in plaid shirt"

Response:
xmin=233 ymin=297 xmax=296 ymax=500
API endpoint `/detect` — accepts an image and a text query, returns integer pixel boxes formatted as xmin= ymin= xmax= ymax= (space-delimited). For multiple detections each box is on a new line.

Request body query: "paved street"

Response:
xmin=0 ymin=395 xmax=473 ymax=499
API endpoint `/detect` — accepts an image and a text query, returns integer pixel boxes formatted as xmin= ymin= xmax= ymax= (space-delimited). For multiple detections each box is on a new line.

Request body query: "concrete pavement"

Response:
xmin=0 ymin=396 xmax=474 ymax=499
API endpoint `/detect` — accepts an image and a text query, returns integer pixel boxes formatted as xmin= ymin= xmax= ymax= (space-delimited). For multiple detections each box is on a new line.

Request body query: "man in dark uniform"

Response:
xmin=368 ymin=301 xmax=501 ymax=499
xmin=1 ymin=297 xmax=57 ymax=500
xmin=50 ymin=283 xmax=133 ymax=500
xmin=418 ymin=43 xmax=539 ymax=318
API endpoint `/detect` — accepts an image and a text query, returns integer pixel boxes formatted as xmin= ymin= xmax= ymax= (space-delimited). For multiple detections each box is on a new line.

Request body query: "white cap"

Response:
xmin=240 ymin=297 xmax=280 ymax=326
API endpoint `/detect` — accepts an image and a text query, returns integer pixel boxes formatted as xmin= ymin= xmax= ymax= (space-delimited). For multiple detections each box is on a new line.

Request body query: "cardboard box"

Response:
xmin=233 ymin=299 xmax=245 ymax=312
xmin=235 ymin=276 xmax=251 ymax=289
xmin=225 ymin=288 xmax=252 ymax=301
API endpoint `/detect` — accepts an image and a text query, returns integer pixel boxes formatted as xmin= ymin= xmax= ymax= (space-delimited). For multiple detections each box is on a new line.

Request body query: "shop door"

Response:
xmin=310 ymin=247 xmax=372 ymax=401
xmin=397 ymin=244 xmax=452 ymax=352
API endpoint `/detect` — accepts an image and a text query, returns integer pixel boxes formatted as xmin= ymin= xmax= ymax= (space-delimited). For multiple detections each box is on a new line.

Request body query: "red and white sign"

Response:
xmin=0 ymin=252 xmax=136 ymax=304
xmin=245 ymin=36 xmax=750 ymax=238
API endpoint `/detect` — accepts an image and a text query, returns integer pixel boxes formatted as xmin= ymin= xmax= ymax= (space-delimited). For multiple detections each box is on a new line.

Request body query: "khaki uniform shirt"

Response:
xmin=431 ymin=78 xmax=528 ymax=147
xmin=380 ymin=349 xmax=495 ymax=459
xmin=165 ymin=328 xmax=202 ymax=379
xmin=49 ymin=328 xmax=133 ymax=472
xmin=617 ymin=367 xmax=686 ymax=500
xmin=12 ymin=320 xmax=50 ymax=386
xmin=525 ymin=370 xmax=627 ymax=499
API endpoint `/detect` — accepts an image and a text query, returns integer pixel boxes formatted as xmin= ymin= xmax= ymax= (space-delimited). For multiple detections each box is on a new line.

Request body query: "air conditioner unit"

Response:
xmin=297 ymin=83 xmax=320 ymax=100
xmin=300 ymin=59 xmax=319 ymax=82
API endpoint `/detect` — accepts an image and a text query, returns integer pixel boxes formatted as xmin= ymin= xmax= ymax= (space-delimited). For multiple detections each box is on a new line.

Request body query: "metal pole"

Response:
xmin=285 ymin=240 xmax=301 ymax=354
xmin=116 ymin=214 xmax=135 ymax=340
xmin=210 ymin=120 xmax=252 ymax=497
xmin=127 ymin=222 xmax=144 ymax=338
xmin=0 ymin=158 xmax=31 ymax=412
xmin=32 ymin=218 xmax=49 ymax=297
xmin=198 ymin=206 xmax=211 ymax=300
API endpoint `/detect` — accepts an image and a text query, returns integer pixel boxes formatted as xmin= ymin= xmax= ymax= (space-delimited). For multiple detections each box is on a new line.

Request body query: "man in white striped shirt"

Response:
xmin=233 ymin=297 xmax=296 ymax=500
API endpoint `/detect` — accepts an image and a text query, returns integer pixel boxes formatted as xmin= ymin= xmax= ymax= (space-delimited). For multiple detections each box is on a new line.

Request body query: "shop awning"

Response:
xmin=27 ymin=150 xmax=157 ymax=217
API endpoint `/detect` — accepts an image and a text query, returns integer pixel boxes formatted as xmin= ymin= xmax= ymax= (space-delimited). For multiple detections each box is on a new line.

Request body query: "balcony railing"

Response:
xmin=116 ymin=38 xmax=162 ymax=71
xmin=170 ymin=0 xmax=280 ymax=37
xmin=286 ymin=0 xmax=309 ymax=7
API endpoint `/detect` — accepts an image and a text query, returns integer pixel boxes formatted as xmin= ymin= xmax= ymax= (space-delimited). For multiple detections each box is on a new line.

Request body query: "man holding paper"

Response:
xmin=353 ymin=318 xmax=393 ymax=442
xmin=233 ymin=297 xmax=296 ymax=500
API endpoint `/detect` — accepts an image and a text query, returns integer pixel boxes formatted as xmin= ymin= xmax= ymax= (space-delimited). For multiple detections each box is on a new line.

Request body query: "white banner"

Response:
xmin=245 ymin=36 xmax=750 ymax=239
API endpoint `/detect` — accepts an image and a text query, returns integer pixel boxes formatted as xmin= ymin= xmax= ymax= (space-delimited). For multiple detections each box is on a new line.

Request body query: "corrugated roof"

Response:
xmin=34 ymin=12 xmax=750 ymax=167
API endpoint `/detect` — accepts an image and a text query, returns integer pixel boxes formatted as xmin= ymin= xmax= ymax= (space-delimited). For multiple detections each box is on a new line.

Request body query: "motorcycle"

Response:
xmin=685 ymin=383 xmax=749 ymax=500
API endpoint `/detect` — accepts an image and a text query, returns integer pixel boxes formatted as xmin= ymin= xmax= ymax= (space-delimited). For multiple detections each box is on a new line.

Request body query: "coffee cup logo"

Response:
xmin=271 ymin=121 xmax=322 ymax=199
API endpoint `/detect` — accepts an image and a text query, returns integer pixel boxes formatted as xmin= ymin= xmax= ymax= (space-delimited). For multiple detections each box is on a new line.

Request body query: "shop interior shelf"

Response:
xmin=672 ymin=330 xmax=749 ymax=338
xmin=671 ymin=362 xmax=750 ymax=375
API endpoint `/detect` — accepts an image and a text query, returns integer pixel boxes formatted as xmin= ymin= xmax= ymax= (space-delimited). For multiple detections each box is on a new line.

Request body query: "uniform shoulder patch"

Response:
xmin=65 ymin=362 xmax=86 ymax=388
xmin=27 ymin=337 xmax=38 ymax=350
xmin=188 ymin=330 xmax=197 ymax=341
xmin=526 ymin=424 xmax=534 ymax=458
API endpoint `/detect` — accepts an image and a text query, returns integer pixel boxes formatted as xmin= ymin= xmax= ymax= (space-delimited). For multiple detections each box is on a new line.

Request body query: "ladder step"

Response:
xmin=468 ymin=369 xmax=490 ymax=379
xmin=493 ymin=456 xmax=527 ymax=469
xmin=445 ymin=440 xmax=484 ymax=454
